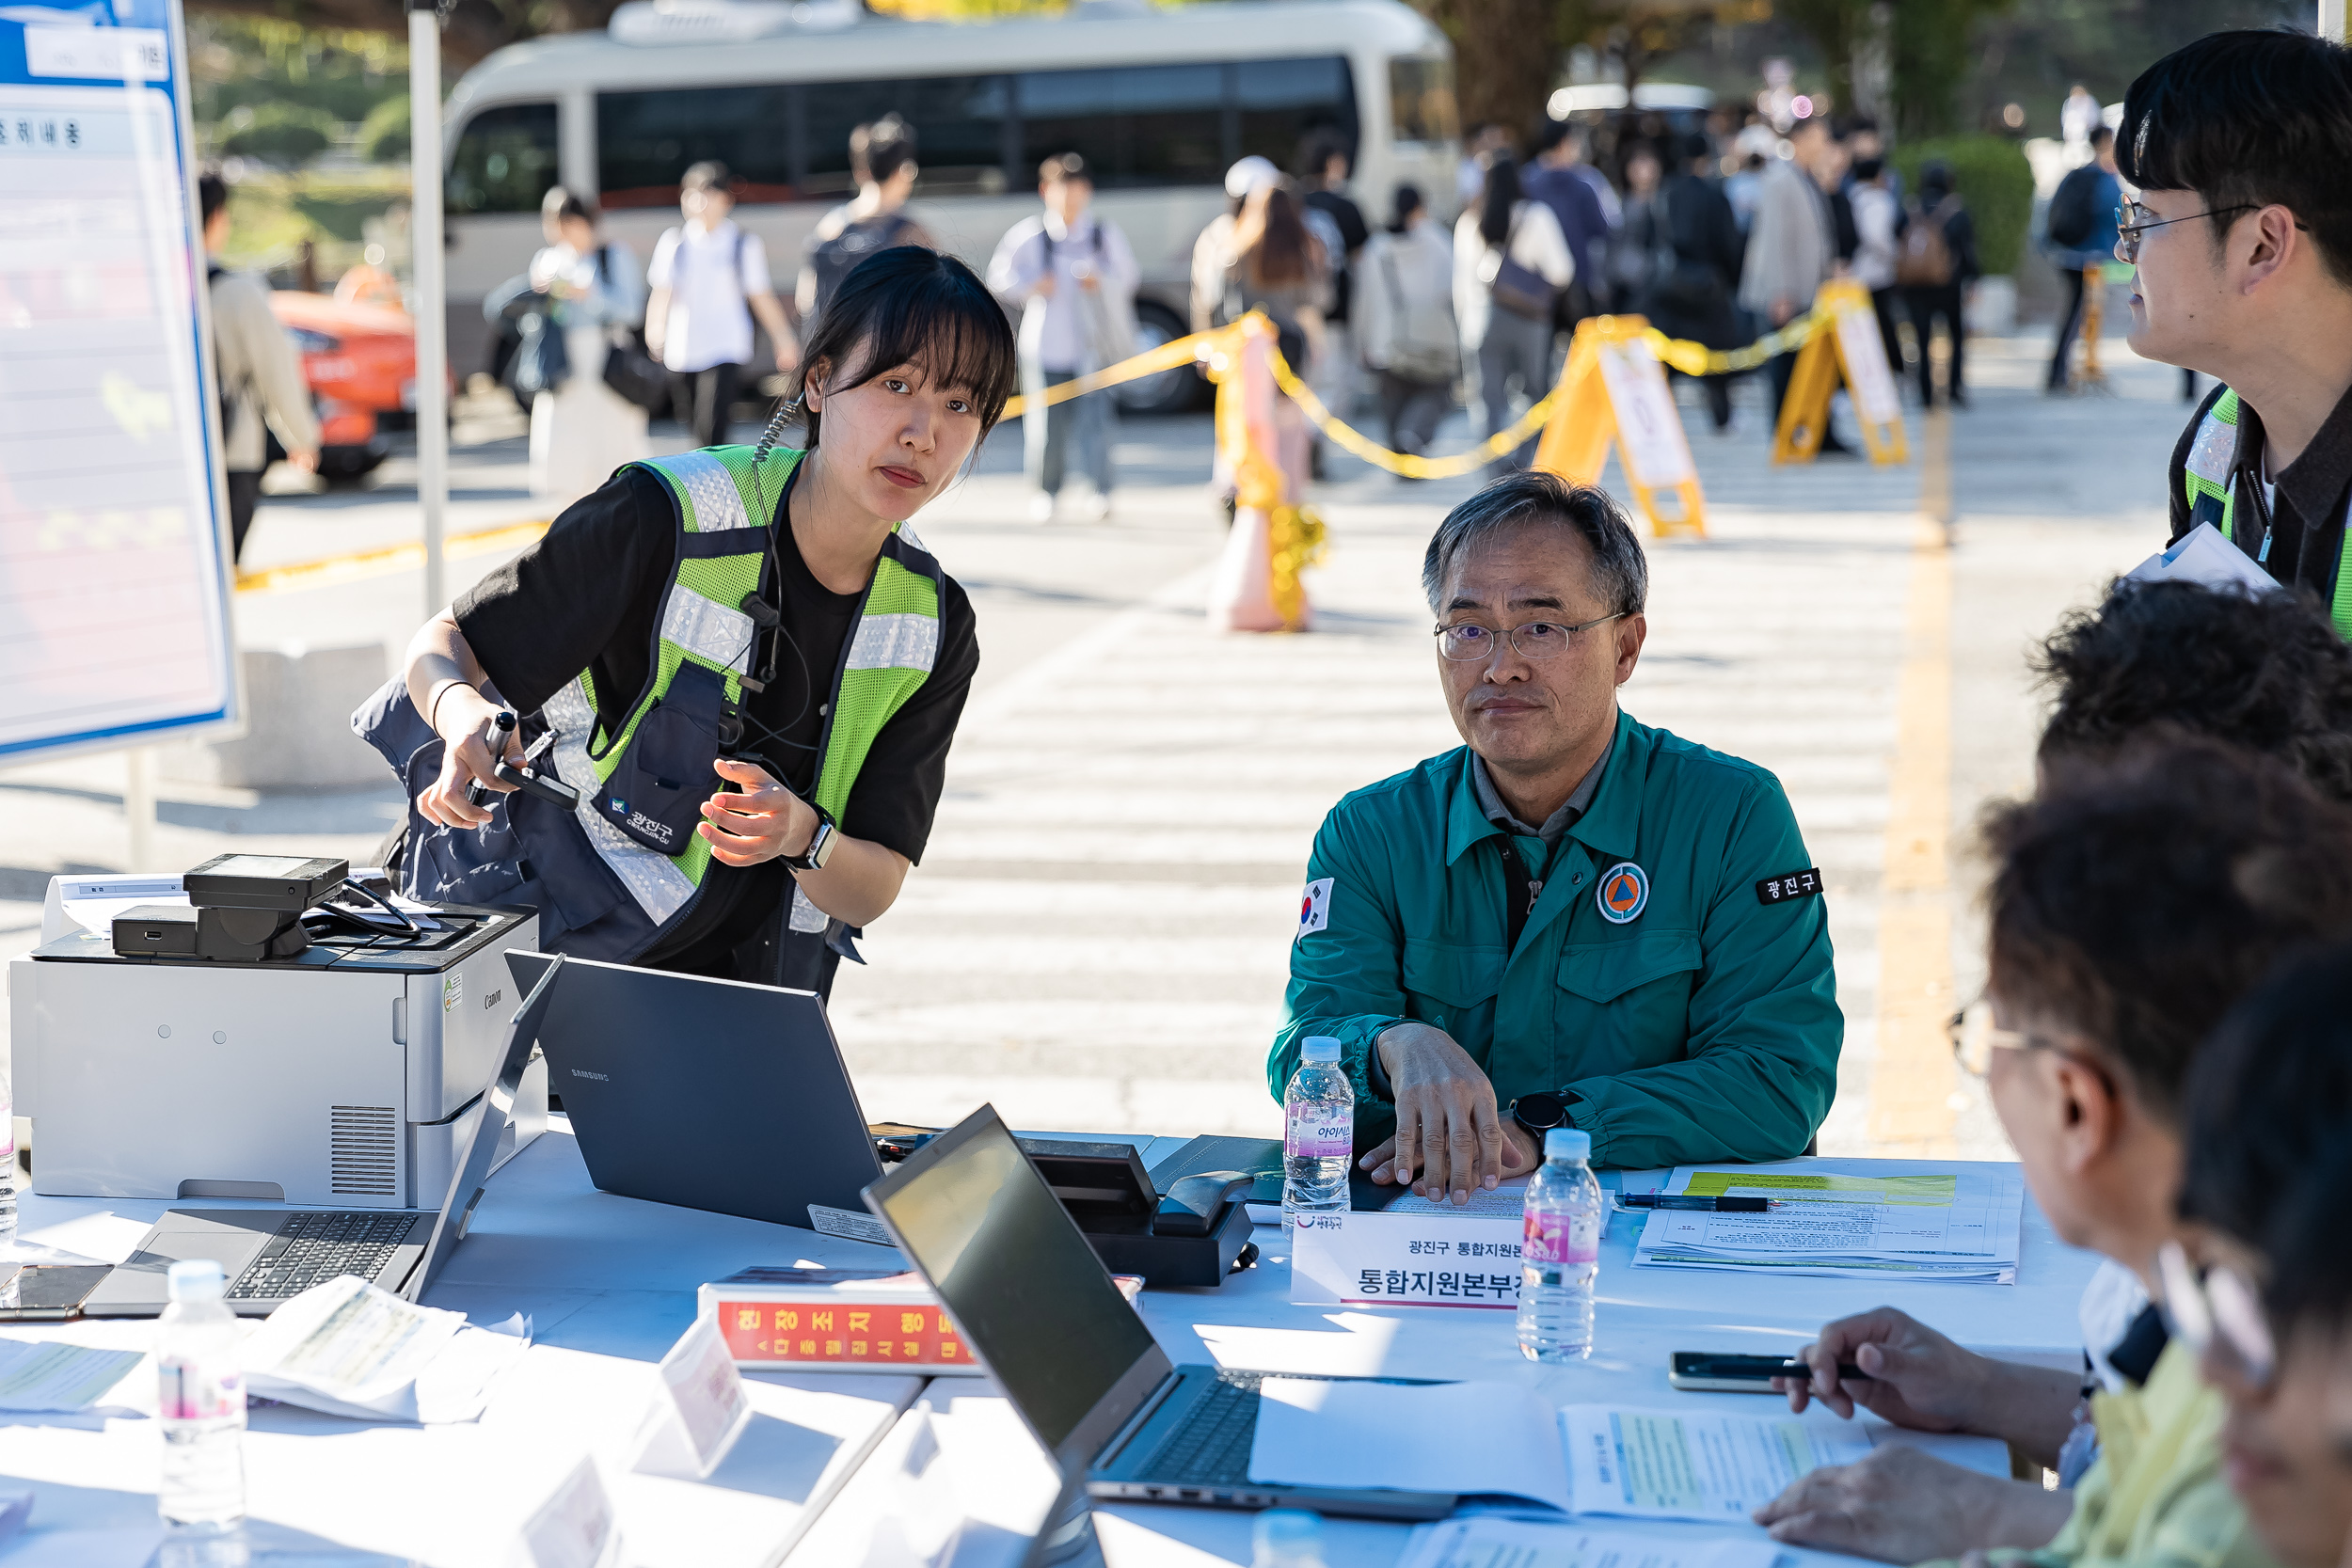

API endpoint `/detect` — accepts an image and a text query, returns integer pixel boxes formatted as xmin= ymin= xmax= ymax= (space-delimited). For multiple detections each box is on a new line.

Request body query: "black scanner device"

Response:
xmin=1018 ymin=1137 xmax=1258 ymax=1288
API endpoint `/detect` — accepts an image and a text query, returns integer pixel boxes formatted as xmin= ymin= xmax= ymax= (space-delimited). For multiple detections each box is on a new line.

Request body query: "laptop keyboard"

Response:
xmin=227 ymin=1212 xmax=417 ymax=1302
xmin=1141 ymin=1370 xmax=1263 ymax=1485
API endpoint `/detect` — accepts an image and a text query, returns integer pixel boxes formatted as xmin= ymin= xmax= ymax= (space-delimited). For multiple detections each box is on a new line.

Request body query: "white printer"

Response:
xmin=8 ymin=859 xmax=544 ymax=1209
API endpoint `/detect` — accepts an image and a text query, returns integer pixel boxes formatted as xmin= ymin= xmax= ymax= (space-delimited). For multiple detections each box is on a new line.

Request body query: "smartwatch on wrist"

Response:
xmin=782 ymin=804 xmax=839 ymax=872
xmin=1507 ymin=1090 xmax=1573 ymax=1147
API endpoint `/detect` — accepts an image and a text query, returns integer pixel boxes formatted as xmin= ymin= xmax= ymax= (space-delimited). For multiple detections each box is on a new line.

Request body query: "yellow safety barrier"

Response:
xmin=1266 ymin=343 xmax=1561 ymax=481
xmin=1534 ymin=315 xmax=1708 ymax=538
xmin=1772 ymin=279 xmax=1908 ymax=466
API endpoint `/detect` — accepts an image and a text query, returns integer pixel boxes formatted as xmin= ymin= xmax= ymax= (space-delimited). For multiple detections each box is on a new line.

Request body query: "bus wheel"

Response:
xmin=1113 ymin=302 xmax=1209 ymax=417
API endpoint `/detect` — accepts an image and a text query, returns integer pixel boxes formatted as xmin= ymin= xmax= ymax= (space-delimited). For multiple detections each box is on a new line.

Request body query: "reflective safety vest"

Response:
xmin=356 ymin=443 xmax=943 ymax=971
xmin=2182 ymin=387 xmax=2352 ymax=639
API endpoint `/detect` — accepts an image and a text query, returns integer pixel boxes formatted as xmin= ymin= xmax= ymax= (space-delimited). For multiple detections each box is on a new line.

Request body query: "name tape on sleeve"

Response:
xmin=1756 ymin=868 xmax=1822 ymax=906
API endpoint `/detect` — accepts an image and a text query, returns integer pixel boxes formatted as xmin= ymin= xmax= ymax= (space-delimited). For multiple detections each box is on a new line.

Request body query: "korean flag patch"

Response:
xmin=1297 ymin=878 xmax=1333 ymax=942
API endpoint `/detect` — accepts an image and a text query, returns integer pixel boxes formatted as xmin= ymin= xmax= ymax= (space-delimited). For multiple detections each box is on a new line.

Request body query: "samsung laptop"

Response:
xmin=85 ymin=955 xmax=567 ymax=1318
xmin=502 ymin=950 xmax=886 ymax=1237
xmin=861 ymin=1105 xmax=1458 ymax=1521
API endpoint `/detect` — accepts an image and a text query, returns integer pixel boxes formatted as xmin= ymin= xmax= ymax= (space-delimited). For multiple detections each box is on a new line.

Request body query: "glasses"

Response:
xmin=2158 ymin=1239 xmax=2276 ymax=1388
xmin=2113 ymin=200 xmax=2259 ymax=264
xmin=1947 ymin=998 xmax=2029 ymax=1076
xmin=1436 ymin=614 xmax=1624 ymax=662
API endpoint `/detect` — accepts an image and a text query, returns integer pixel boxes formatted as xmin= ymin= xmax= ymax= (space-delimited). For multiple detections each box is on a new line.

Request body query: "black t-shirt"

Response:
xmin=1302 ymin=188 xmax=1371 ymax=323
xmin=453 ymin=464 xmax=978 ymax=974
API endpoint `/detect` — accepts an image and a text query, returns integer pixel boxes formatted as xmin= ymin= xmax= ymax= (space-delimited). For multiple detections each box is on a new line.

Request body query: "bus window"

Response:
xmin=1018 ymin=64 xmax=1222 ymax=188
xmin=1388 ymin=55 xmax=1458 ymax=146
xmin=598 ymin=84 xmax=796 ymax=208
xmin=447 ymin=102 xmax=559 ymax=214
xmin=901 ymin=75 xmax=1014 ymax=197
xmin=1233 ymin=56 xmax=1355 ymax=169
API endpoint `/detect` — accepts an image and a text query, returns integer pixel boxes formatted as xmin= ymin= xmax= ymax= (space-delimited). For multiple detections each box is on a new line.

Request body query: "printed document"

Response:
xmin=239 ymin=1275 xmax=529 ymax=1422
xmin=1248 ymin=1377 xmax=1573 ymax=1513
xmin=1631 ymin=1158 xmax=2024 ymax=1283
xmin=1398 ymin=1519 xmax=1781 ymax=1568
xmin=0 ymin=1339 xmax=143 ymax=1411
xmin=1563 ymin=1406 xmax=2009 ymax=1521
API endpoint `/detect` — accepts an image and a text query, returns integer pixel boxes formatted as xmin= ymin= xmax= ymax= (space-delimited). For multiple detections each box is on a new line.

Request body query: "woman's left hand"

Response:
xmin=698 ymin=756 xmax=818 ymax=866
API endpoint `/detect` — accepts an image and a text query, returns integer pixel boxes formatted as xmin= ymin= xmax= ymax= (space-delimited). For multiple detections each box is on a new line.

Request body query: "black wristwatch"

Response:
xmin=1508 ymin=1090 xmax=1574 ymax=1146
xmin=783 ymin=804 xmax=839 ymax=872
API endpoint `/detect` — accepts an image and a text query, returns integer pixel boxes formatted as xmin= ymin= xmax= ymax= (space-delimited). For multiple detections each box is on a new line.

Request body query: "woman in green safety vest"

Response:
xmin=391 ymin=245 xmax=1017 ymax=996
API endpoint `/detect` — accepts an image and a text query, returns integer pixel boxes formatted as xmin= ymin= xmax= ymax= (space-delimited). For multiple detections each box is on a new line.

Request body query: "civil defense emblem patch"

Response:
xmin=1597 ymin=862 xmax=1650 ymax=924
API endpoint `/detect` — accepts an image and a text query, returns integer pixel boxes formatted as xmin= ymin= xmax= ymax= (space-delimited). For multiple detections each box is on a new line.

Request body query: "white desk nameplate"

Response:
xmin=633 ymin=1312 xmax=755 ymax=1480
xmin=1290 ymin=1211 xmax=1526 ymax=1309
xmin=513 ymin=1454 xmax=619 ymax=1568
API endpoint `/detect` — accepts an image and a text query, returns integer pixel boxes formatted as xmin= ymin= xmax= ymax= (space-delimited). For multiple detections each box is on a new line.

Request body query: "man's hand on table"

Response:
xmin=1772 ymin=1307 xmax=1989 ymax=1429
xmin=1752 ymin=1446 xmax=2071 ymax=1562
xmin=1357 ymin=1023 xmax=1536 ymax=1204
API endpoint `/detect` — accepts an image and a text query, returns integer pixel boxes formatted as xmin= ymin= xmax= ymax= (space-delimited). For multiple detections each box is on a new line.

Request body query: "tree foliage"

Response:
xmin=220 ymin=102 xmax=340 ymax=166
xmin=358 ymin=93 xmax=410 ymax=161
xmin=1894 ymin=134 xmax=2032 ymax=273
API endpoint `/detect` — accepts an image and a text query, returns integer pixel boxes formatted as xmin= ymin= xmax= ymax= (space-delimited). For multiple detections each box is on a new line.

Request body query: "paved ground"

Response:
xmin=1 ymin=331 xmax=2193 ymax=1163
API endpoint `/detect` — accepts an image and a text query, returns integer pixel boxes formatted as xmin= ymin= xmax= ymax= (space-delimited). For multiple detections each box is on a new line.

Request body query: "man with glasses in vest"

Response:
xmin=1268 ymin=473 xmax=1840 ymax=1201
xmin=2120 ymin=31 xmax=2352 ymax=636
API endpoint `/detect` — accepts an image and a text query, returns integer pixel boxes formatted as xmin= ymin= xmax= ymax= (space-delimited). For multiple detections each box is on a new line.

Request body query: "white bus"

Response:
xmin=440 ymin=0 xmax=1458 ymax=410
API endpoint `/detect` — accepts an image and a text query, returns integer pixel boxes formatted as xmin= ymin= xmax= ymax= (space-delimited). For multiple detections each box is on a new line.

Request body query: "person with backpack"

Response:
xmin=2042 ymin=125 xmax=2122 ymax=393
xmin=1848 ymin=155 xmax=1904 ymax=382
xmin=197 ymin=172 xmax=319 ymax=563
xmin=987 ymin=152 xmax=1141 ymax=523
xmin=525 ymin=186 xmax=649 ymax=505
xmin=1353 ymin=183 xmax=1458 ymax=467
xmin=1897 ymin=161 xmax=1979 ymax=408
xmin=800 ymin=117 xmax=936 ymax=333
xmin=1454 ymin=151 xmax=1574 ymax=479
xmin=646 ymin=162 xmax=797 ymax=450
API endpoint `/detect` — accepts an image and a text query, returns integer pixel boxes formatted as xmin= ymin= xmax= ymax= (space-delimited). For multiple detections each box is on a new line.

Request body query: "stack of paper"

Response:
xmin=0 ymin=1340 xmax=143 ymax=1413
xmin=239 ymin=1275 xmax=530 ymax=1423
xmin=1243 ymin=1379 xmax=2010 ymax=1521
xmin=1398 ymin=1520 xmax=1779 ymax=1568
xmin=1629 ymin=1158 xmax=2024 ymax=1283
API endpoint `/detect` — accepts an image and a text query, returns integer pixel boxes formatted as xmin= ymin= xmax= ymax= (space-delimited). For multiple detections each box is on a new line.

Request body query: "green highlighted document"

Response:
xmin=1631 ymin=1157 xmax=2025 ymax=1283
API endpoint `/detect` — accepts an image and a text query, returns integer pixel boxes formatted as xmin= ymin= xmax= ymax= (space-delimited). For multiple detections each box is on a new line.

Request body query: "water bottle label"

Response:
xmin=1522 ymin=1211 xmax=1599 ymax=1266
xmin=1286 ymin=1113 xmax=1352 ymax=1160
xmin=159 ymin=1356 xmax=243 ymax=1421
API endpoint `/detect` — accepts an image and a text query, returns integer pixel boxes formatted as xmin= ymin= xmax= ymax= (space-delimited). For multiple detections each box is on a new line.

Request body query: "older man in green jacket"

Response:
xmin=1269 ymin=472 xmax=1840 ymax=1200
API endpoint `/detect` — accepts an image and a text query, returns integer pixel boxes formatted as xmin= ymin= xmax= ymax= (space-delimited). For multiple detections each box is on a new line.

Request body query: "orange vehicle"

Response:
xmin=267 ymin=270 xmax=432 ymax=483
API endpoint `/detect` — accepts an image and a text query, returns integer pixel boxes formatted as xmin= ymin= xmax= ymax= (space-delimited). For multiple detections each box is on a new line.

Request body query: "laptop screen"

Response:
xmin=868 ymin=1108 xmax=1160 ymax=1455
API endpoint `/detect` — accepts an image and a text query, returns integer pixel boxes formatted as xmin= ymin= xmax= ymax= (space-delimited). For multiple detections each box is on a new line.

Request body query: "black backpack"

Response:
xmin=2046 ymin=165 xmax=2102 ymax=250
xmin=803 ymin=211 xmax=917 ymax=328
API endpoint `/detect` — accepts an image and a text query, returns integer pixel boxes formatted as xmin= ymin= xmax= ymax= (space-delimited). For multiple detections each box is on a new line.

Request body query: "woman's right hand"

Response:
xmin=417 ymin=684 xmax=526 ymax=830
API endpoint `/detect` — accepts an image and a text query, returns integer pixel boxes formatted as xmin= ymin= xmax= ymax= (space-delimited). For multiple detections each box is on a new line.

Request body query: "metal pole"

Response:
xmin=409 ymin=0 xmax=449 ymax=616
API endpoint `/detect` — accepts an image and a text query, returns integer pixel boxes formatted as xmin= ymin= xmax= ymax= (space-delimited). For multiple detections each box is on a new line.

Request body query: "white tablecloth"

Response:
xmin=4 ymin=1129 xmax=2104 ymax=1568
xmin=5 ymin=1120 xmax=918 ymax=1566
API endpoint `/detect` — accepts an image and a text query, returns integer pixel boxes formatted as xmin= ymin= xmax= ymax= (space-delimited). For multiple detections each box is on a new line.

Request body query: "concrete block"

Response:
xmin=160 ymin=641 xmax=390 ymax=791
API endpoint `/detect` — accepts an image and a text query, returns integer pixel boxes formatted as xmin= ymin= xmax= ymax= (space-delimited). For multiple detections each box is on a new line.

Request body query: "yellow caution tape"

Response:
xmin=1000 ymin=309 xmax=1823 ymax=476
xmin=234 ymin=518 xmax=550 ymax=594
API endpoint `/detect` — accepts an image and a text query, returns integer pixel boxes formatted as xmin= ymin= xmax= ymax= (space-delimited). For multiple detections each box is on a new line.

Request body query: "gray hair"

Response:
xmin=1421 ymin=471 xmax=1648 ymax=619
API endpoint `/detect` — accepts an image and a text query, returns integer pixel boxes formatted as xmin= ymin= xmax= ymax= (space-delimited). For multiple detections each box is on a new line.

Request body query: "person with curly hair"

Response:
xmin=2035 ymin=579 xmax=2352 ymax=801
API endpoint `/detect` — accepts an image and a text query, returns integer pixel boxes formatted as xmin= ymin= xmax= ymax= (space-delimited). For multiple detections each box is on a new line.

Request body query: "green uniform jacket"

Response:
xmin=1267 ymin=710 xmax=1840 ymax=1170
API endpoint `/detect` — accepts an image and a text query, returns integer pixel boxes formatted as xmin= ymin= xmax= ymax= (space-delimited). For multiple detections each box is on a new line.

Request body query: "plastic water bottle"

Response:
xmin=0 ymin=1079 xmax=15 ymax=1253
xmin=1282 ymin=1037 xmax=1352 ymax=1220
xmin=1252 ymin=1509 xmax=1327 ymax=1568
xmin=157 ymin=1259 xmax=246 ymax=1534
xmin=1518 ymin=1128 xmax=1604 ymax=1361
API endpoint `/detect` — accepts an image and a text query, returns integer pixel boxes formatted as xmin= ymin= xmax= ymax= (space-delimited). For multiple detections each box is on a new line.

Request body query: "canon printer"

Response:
xmin=8 ymin=855 xmax=543 ymax=1209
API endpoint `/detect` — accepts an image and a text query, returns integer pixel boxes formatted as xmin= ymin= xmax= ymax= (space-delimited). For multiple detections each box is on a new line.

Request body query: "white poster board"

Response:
xmin=1594 ymin=336 xmax=1695 ymax=487
xmin=0 ymin=0 xmax=238 ymax=767
xmin=1832 ymin=298 xmax=1903 ymax=427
